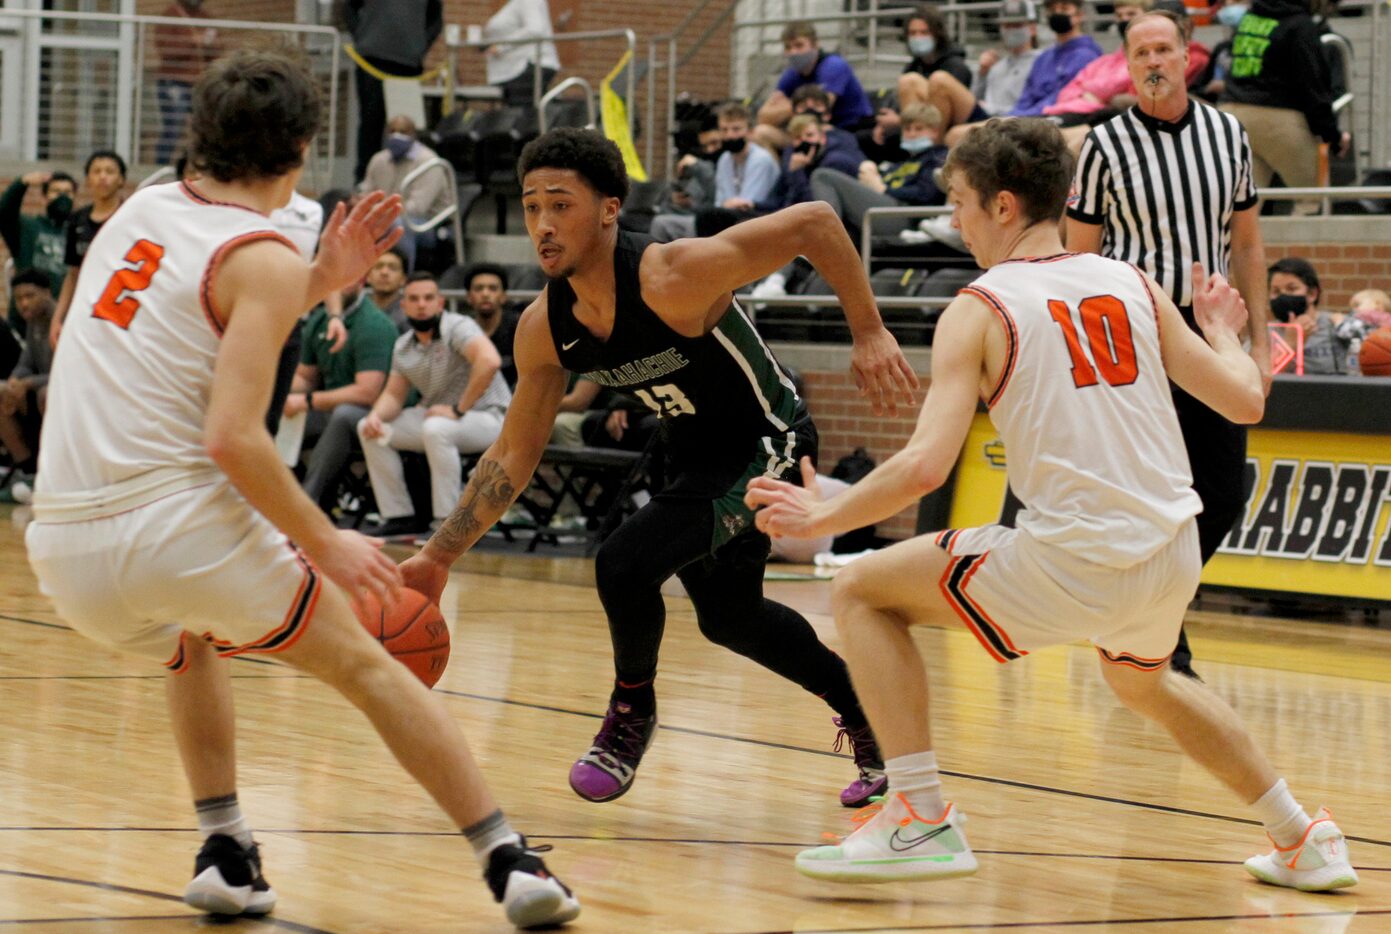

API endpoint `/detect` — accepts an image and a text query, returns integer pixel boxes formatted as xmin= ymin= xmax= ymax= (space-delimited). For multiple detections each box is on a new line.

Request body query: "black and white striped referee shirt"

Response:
xmin=1068 ymin=100 xmax=1258 ymax=308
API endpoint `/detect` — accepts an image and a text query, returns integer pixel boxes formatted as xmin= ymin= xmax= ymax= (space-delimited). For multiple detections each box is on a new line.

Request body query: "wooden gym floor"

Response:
xmin=0 ymin=511 xmax=1386 ymax=932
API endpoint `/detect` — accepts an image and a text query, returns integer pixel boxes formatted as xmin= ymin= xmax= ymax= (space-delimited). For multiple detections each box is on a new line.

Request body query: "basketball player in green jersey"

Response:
xmin=403 ymin=128 xmax=919 ymax=806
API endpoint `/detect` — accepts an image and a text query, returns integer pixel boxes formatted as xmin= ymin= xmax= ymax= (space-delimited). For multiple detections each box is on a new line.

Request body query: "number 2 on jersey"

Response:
xmin=1047 ymin=295 xmax=1138 ymax=388
xmin=93 ymin=239 xmax=165 ymax=329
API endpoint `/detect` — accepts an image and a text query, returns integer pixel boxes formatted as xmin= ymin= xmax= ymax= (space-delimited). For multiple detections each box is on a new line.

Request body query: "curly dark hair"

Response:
xmin=518 ymin=128 xmax=629 ymax=204
xmin=188 ymin=49 xmax=321 ymax=183
xmin=906 ymin=5 xmax=952 ymax=44
xmin=464 ymin=262 xmax=509 ymax=291
xmin=944 ymin=118 xmax=1073 ymax=226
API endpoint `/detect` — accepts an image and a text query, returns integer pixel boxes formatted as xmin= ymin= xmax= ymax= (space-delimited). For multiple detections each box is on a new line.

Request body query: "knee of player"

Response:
xmin=829 ymin=560 xmax=874 ymax=615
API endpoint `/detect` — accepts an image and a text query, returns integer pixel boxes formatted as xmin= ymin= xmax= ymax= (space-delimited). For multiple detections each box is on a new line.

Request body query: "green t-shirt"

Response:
xmin=299 ymin=294 xmax=397 ymax=391
xmin=1 ymin=179 xmax=67 ymax=337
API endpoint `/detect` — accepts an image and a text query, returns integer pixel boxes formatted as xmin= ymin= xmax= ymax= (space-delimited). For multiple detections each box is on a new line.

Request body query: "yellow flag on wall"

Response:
xmin=601 ymin=50 xmax=648 ymax=182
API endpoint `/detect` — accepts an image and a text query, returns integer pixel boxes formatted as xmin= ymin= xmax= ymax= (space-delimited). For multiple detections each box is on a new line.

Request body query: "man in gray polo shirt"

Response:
xmin=358 ymin=272 xmax=512 ymax=537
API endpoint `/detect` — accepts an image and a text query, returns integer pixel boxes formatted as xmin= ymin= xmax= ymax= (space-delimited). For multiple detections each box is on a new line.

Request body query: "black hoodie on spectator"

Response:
xmin=903 ymin=44 xmax=972 ymax=86
xmin=1221 ymin=0 xmax=1340 ymax=144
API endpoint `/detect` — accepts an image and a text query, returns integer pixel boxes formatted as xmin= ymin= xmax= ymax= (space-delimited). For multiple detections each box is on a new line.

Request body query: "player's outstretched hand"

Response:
xmin=850 ymin=327 xmax=919 ymax=416
xmin=314 ymin=191 xmax=404 ymax=295
xmin=1191 ymin=263 xmax=1248 ymax=339
xmin=744 ymin=456 xmax=824 ymax=539
xmin=316 ymin=529 xmax=402 ymax=613
xmin=400 ymin=552 xmax=449 ymax=608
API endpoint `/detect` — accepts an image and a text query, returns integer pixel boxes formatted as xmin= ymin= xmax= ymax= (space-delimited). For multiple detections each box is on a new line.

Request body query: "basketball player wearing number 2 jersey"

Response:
xmin=746 ymin=119 xmax=1358 ymax=892
xmin=401 ymin=128 xmax=920 ymax=808
xmin=25 ymin=51 xmax=579 ymax=928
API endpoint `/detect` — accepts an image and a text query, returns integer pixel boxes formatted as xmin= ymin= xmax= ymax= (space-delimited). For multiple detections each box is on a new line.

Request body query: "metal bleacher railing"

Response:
xmin=0 ymin=8 xmax=340 ymax=190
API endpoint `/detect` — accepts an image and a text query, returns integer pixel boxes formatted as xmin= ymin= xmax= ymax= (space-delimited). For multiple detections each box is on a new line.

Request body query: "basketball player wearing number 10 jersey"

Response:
xmin=746 ymin=118 xmax=1358 ymax=893
xmin=25 ymin=50 xmax=580 ymax=928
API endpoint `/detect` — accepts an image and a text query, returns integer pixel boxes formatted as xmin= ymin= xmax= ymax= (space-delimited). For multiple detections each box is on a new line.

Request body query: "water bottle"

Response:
xmin=1347 ymin=336 xmax=1362 ymax=374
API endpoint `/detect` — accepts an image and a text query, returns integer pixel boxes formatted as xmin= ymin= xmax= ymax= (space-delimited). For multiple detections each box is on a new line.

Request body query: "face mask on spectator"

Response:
xmin=385 ymin=133 xmax=414 ymax=161
xmin=900 ymin=135 xmax=936 ymax=154
xmin=787 ymin=49 xmax=818 ymax=74
xmin=408 ymin=314 xmax=441 ymax=332
xmin=46 ymin=194 xmax=73 ymax=225
xmin=908 ymin=36 xmax=937 ymax=58
xmin=722 ymin=137 xmax=747 ymax=154
xmin=1270 ymin=294 xmax=1308 ymax=322
xmin=1048 ymin=12 xmax=1075 ymax=33
xmin=1001 ymin=25 xmax=1032 ymax=48
xmin=1217 ymin=4 xmax=1248 ymax=26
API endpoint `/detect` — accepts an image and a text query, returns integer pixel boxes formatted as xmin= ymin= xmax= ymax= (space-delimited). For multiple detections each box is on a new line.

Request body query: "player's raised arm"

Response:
xmin=402 ymin=296 xmax=570 ymax=603
xmin=745 ymin=292 xmax=990 ymax=539
xmin=1151 ymin=265 xmax=1265 ymax=425
xmin=642 ymin=201 xmax=919 ymax=414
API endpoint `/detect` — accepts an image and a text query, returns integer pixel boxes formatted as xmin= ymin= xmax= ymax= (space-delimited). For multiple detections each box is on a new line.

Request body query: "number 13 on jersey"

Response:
xmin=93 ymin=239 xmax=165 ymax=329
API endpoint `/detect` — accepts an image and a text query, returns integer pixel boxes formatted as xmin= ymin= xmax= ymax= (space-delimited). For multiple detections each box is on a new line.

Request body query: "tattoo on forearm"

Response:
xmin=431 ymin=457 xmax=517 ymax=557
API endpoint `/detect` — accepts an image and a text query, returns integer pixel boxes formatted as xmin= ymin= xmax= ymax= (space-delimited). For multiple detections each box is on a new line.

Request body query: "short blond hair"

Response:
xmin=1351 ymin=288 xmax=1391 ymax=314
xmin=787 ymin=114 xmax=820 ymax=139
xmin=900 ymin=102 xmax=944 ymax=132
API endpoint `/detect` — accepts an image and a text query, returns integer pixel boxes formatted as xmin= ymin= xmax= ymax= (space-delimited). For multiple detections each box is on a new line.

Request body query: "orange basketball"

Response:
xmin=356 ymin=587 xmax=451 ymax=688
xmin=1359 ymin=327 xmax=1391 ymax=377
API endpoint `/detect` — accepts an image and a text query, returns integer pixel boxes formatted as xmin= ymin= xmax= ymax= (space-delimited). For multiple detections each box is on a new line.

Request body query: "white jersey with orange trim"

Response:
xmin=962 ymin=251 xmax=1202 ymax=568
xmin=36 ymin=181 xmax=296 ymax=501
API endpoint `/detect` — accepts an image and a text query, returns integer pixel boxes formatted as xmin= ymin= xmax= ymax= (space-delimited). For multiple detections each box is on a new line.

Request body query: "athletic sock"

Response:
xmin=195 ymin=793 xmax=254 ymax=849
xmin=1252 ymin=778 xmax=1313 ymax=849
xmin=463 ymin=809 xmax=522 ymax=867
xmin=885 ymin=751 xmax=946 ymax=819
xmin=611 ymin=677 xmax=656 ymax=717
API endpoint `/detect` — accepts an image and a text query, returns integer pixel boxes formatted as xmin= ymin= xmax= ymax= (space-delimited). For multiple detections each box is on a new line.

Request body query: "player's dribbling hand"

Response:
xmin=317 ymin=529 xmax=402 ymax=612
xmin=850 ymin=327 xmax=919 ymax=416
xmin=399 ymin=553 xmax=449 ymax=607
xmin=744 ymin=456 xmax=824 ymax=539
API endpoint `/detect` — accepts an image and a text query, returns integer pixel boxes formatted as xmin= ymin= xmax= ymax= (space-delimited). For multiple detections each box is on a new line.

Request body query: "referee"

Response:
xmin=1067 ymin=9 xmax=1270 ymax=679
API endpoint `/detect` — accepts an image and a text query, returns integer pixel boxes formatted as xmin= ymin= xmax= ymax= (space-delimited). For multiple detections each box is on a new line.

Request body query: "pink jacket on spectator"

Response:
xmin=1045 ymin=42 xmax=1210 ymax=115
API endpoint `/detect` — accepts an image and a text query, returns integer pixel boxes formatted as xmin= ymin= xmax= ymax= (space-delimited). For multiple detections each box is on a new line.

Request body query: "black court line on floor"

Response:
xmin=736 ymin=908 xmax=1391 ymax=933
xmin=0 ymin=916 xmax=193 ymax=926
xmin=4 ymin=827 xmax=1388 ymax=874
xmin=3 ymin=611 xmax=1389 ymax=853
xmin=0 ymin=868 xmax=331 ymax=932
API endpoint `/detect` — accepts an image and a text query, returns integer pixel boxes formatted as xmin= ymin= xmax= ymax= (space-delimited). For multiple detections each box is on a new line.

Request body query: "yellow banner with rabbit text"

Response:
xmin=946 ymin=414 xmax=1391 ymax=603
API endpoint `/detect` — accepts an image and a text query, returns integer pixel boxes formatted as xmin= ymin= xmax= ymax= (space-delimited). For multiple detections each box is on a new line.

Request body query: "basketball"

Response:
xmin=1359 ymin=327 xmax=1391 ymax=376
xmin=356 ymin=588 xmax=451 ymax=688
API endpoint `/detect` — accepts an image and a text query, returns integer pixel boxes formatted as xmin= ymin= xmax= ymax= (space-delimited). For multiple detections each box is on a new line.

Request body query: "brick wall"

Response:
xmin=135 ymin=0 xmax=295 ymax=21
xmin=800 ymin=369 xmax=925 ymax=541
xmin=1263 ymin=241 xmax=1391 ymax=309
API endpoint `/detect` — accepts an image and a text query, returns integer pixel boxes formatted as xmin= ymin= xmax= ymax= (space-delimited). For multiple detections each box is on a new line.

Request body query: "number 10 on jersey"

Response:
xmin=1047 ymin=295 xmax=1139 ymax=388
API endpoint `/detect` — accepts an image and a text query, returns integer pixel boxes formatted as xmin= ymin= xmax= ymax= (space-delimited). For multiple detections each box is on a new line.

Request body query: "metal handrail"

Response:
xmin=1320 ymin=32 xmax=1357 ymax=187
xmin=539 ymin=77 xmax=597 ymax=132
xmin=449 ymin=28 xmax=637 ymax=137
xmin=399 ymin=157 xmax=465 ymax=267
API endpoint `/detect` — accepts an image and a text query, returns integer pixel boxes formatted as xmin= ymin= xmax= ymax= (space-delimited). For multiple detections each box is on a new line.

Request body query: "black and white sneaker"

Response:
xmin=485 ymin=836 xmax=581 ymax=929
xmin=183 ymin=834 xmax=277 ymax=916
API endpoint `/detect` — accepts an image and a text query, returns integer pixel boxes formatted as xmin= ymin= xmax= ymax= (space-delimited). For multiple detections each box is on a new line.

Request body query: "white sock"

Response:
xmin=885 ymin=751 xmax=946 ymax=819
xmin=1252 ymin=778 xmax=1313 ymax=849
xmin=463 ymin=809 xmax=522 ymax=867
xmin=195 ymin=793 xmax=254 ymax=849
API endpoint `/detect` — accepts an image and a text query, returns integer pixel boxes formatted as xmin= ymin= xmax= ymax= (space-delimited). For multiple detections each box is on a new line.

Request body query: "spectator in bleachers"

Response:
xmin=550 ymin=376 xmax=605 ymax=447
xmin=810 ymin=103 xmax=948 ymax=241
xmin=361 ymin=115 xmax=453 ymax=272
xmin=650 ymin=103 xmax=779 ymax=242
xmin=756 ymin=111 xmax=868 ymax=213
xmin=934 ymin=0 xmax=1101 ymax=139
xmin=282 ymin=280 xmax=398 ymax=512
xmin=367 ymin=246 xmax=409 ymax=332
xmin=891 ymin=5 xmax=976 ymax=137
xmin=1268 ymin=257 xmax=1352 ymax=374
xmin=756 ymin=21 xmax=874 ymax=149
xmin=0 ymin=170 xmax=73 ymax=339
xmin=1195 ymin=0 xmax=1244 ymax=100
xmin=1348 ymin=289 xmax=1391 ymax=331
xmin=480 ymin=0 xmax=562 ymax=107
xmin=0 ymin=269 xmax=55 ymax=479
xmin=646 ymin=118 xmax=721 ymax=232
xmin=346 ymin=0 xmax=443 ymax=182
xmin=1219 ymin=0 xmax=1349 ymax=212
xmin=462 ymin=263 xmax=522 ymax=388
xmin=49 ymin=150 xmax=127 ymax=348
xmin=932 ymin=0 xmax=1044 ymax=147
xmin=357 ymin=272 xmax=512 ymax=537
xmin=152 ymin=0 xmax=222 ymax=166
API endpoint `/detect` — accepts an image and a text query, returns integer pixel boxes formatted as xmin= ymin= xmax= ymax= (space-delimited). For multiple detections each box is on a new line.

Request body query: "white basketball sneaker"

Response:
xmin=1244 ymin=807 xmax=1359 ymax=892
xmin=796 ymin=793 xmax=978 ymax=884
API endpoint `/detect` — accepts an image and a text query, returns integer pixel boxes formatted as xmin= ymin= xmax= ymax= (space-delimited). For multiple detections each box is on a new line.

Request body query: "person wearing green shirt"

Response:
xmin=282 ymin=283 xmax=399 ymax=511
xmin=0 ymin=170 xmax=75 ymax=338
